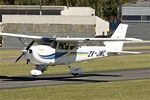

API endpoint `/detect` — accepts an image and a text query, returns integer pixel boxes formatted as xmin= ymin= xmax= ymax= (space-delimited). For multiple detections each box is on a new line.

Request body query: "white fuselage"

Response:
xmin=26 ymin=45 xmax=108 ymax=65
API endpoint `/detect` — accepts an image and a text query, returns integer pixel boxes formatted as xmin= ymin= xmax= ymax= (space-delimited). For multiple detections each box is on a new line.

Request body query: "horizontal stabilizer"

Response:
xmin=110 ymin=51 xmax=141 ymax=54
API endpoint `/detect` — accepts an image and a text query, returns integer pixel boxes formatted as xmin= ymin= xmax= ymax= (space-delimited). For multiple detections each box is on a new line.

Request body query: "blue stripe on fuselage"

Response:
xmin=39 ymin=52 xmax=67 ymax=59
xmin=39 ymin=52 xmax=88 ymax=60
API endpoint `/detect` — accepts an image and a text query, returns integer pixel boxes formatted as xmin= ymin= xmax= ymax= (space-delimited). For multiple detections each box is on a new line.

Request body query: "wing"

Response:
xmin=0 ymin=32 xmax=142 ymax=42
xmin=55 ymin=37 xmax=142 ymax=42
xmin=0 ymin=32 xmax=42 ymax=40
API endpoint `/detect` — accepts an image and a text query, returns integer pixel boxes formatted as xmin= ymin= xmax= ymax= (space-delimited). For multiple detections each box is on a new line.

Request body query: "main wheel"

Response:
xmin=70 ymin=67 xmax=82 ymax=76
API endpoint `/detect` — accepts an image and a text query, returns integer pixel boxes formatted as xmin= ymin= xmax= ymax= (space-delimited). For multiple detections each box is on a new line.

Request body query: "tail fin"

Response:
xmin=104 ymin=24 xmax=128 ymax=52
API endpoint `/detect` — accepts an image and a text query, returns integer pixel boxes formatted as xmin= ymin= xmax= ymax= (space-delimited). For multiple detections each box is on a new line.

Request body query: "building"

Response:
xmin=118 ymin=0 xmax=150 ymax=40
xmin=0 ymin=5 xmax=109 ymax=49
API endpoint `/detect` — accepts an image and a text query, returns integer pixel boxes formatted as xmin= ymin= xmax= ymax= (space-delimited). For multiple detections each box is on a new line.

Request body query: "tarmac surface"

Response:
xmin=0 ymin=68 xmax=150 ymax=89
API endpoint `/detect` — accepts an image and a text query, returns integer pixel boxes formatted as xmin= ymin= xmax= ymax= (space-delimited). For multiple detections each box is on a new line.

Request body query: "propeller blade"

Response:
xmin=15 ymin=40 xmax=34 ymax=63
xmin=15 ymin=53 xmax=25 ymax=63
xmin=26 ymin=40 xmax=35 ymax=50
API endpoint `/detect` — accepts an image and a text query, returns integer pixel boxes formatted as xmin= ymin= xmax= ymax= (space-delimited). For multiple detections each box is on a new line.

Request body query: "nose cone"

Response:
xmin=21 ymin=49 xmax=28 ymax=53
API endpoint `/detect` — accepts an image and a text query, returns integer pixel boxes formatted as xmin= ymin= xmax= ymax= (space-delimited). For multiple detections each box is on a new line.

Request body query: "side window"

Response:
xmin=58 ymin=43 xmax=69 ymax=50
xmin=70 ymin=44 xmax=76 ymax=50
xmin=63 ymin=43 xmax=69 ymax=50
xmin=58 ymin=43 xmax=63 ymax=49
xmin=58 ymin=42 xmax=77 ymax=50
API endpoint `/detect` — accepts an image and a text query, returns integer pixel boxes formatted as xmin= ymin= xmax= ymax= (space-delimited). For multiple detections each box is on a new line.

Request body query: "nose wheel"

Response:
xmin=30 ymin=65 xmax=48 ymax=77
xmin=30 ymin=69 xmax=42 ymax=76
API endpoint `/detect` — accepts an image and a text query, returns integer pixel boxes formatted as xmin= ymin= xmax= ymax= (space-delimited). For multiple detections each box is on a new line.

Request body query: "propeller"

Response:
xmin=15 ymin=40 xmax=35 ymax=63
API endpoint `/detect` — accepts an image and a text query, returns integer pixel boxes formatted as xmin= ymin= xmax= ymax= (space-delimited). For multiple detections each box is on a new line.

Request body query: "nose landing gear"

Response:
xmin=30 ymin=65 xmax=48 ymax=77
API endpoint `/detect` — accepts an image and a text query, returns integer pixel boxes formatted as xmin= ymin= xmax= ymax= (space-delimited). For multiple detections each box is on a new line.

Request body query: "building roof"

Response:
xmin=123 ymin=0 xmax=150 ymax=7
xmin=0 ymin=5 xmax=65 ymax=10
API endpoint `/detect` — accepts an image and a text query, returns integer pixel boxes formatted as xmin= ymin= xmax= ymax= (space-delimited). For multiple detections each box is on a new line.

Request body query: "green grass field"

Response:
xmin=0 ymin=79 xmax=150 ymax=100
xmin=0 ymin=50 xmax=150 ymax=76
xmin=0 ymin=48 xmax=150 ymax=100
xmin=123 ymin=45 xmax=150 ymax=50
xmin=0 ymin=50 xmax=20 ymax=58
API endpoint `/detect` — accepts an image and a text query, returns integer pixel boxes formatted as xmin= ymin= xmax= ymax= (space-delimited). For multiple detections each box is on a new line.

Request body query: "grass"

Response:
xmin=123 ymin=46 xmax=150 ymax=50
xmin=0 ymin=48 xmax=149 ymax=77
xmin=0 ymin=79 xmax=150 ymax=100
xmin=0 ymin=50 xmax=20 ymax=58
xmin=0 ymin=54 xmax=150 ymax=76
xmin=0 ymin=49 xmax=150 ymax=100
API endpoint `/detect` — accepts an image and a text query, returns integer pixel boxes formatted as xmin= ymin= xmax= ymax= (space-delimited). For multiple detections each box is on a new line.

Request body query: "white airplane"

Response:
xmin=0 ymin=24 xmax=142 ymax=76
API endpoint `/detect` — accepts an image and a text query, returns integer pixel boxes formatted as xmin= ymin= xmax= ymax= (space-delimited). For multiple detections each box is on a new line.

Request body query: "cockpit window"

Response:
xmin=43 ymin=38 xmax=52 ymax=42
xmin=38 ymin=38 xmax=77 ymax=50
xmin=38 ymin=38 xmax=57 ymax=49
xmin=40 ymin=38 xmax=54 ymax=45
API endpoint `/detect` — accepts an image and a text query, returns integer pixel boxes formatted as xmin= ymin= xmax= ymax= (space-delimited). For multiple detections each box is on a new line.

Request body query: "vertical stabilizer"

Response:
xmin=104 ymin=24 xmax=128 ymax=52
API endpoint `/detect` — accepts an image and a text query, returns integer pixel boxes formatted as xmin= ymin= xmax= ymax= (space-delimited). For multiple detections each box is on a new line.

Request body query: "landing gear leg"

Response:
xmin=66 ymin=64 xmax=82 ymax=76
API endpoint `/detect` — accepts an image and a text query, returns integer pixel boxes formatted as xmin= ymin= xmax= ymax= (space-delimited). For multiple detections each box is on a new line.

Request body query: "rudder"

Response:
xmin=104 ymin=24 xmax=128 ymax=52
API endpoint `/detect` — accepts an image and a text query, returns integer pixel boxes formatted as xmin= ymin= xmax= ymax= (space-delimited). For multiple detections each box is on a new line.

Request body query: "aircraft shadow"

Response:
xmin=0 ymin=73 xmax=121 ymax=83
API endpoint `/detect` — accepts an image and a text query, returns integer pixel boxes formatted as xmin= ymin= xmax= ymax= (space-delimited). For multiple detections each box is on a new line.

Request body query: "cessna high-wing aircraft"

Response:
xmin=0 ymin=24 xmax=142 ymax=76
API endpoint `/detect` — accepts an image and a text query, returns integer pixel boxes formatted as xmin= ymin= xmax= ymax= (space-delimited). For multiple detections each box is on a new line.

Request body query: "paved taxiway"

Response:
xmin=0 ymin=68 xmax=150 ymax=89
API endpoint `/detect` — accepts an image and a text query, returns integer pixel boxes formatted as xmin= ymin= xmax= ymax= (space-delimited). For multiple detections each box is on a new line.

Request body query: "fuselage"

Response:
xmin=25 ymin=45 xmax=108 ymax=65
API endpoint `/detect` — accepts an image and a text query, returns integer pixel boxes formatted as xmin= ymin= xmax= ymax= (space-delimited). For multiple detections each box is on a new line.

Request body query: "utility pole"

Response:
xmin=40 ymin=0 xmax=42 ymax=15
xmin=101 ymin=0 xmax=103 ymax=18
